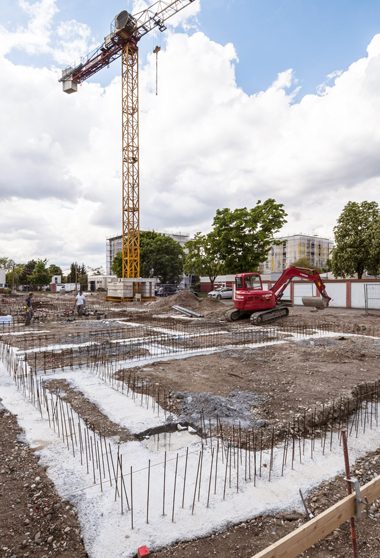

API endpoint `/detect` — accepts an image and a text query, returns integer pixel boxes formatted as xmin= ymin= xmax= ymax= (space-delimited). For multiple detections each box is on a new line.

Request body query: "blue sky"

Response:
xmin=1 ymin=0 xmax=380 ymax=268
xmin=2 ymin=0 xmax=380 ymax=95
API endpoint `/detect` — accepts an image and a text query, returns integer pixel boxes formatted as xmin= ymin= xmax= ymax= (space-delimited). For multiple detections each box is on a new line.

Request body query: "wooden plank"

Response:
xmin=252 ymin=474 xmax=380 ymax=558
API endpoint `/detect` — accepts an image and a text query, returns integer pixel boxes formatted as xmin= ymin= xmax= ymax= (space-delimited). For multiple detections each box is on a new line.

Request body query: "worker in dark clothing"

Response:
xmin=25 ymin=293 xmax=34 ymax=326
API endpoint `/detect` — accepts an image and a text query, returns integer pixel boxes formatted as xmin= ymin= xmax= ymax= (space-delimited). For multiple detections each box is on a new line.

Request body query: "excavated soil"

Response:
xmin=123 ymin=334 xmax=380 ymax=434
xmin=0 ymin=408 xmax=87 ymax=558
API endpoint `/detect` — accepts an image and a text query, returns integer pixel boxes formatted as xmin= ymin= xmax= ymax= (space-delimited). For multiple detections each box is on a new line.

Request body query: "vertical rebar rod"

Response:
xmin=341 ymin=430 xmax=358 ymax=558
xmin=181 ymin=447 xmax=189 ymax=509
xmin=146 ymin=459 xmax=151 ymax=524
xmin=171 ymin=453 xmax=179 ymax=522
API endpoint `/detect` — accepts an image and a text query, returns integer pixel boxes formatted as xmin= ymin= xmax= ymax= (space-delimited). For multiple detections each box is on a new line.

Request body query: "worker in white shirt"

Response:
xmin=74 ymin=290 xmax=86 ymax=316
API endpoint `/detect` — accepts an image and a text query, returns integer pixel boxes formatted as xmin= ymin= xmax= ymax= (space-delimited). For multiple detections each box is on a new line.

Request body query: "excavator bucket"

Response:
xmin=302 ymin=296 xmax=328 ymax=309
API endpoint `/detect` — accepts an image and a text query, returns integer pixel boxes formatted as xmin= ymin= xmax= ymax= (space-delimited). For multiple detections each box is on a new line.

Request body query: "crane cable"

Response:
xmin=153 ymin=45 xmax=161 ymax=95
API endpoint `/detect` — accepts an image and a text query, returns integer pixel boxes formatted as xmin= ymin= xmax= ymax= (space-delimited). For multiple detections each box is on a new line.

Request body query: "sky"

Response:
xmin=0 ymin=0 xmax=380 ymax=271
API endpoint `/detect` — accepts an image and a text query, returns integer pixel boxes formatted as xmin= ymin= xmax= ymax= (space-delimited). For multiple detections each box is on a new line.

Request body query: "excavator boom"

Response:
xmin=270 ymin=266 xmax=331 ymax=307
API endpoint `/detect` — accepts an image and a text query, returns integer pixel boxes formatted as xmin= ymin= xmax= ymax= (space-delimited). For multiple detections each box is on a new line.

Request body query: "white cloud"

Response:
xmin=0 ymin=0 xmax=95 ymax=65
xmin=0 ymin=3 xmax=380 ymax=268
xmin=0 ymin=0 xmax=57 ymax=56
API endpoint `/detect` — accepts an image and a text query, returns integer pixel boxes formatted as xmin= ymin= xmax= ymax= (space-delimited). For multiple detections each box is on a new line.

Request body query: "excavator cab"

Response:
xmin=231 ymin=272 xmax=277 ymax=319
xmin=235 ymin=273 xmax=262 ymax=290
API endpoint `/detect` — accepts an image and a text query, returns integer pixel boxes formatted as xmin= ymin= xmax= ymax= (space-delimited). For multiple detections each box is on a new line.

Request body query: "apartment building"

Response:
xmin=261 ymin=234 xmax=333 ymax=273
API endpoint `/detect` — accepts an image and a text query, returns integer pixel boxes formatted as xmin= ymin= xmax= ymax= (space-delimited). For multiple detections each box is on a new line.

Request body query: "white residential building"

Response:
xmin=0 ymin=268 xmax=6 ymax=288
xmin=261 ymin=234 xmax=333 ymax=273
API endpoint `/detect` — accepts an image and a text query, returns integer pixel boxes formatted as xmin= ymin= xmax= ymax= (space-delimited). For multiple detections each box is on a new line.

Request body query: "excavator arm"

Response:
xmin=270 ymin=266 xmax=331 ymax=307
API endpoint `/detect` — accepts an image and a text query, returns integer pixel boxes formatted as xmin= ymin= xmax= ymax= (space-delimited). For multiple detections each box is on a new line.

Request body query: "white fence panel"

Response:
xmin=293 ymin=283 xmax=316 ymax=306
xmin=351 ymin=283 xmax=367 ymax=309
xmin=262 ymin=282 xmax=291 ymax=301
xmin=323 ymin=282 xmax=346 ymax=308
xmin=364 ymin=283 xmax=380 ymax=310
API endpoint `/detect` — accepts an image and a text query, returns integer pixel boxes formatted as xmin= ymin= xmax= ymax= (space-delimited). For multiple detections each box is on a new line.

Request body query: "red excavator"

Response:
xmin=225 ymin=266 xmax=331 ymax=324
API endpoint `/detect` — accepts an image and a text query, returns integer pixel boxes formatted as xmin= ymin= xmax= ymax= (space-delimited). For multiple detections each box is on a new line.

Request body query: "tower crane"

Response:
xmin=60 ymin=0 xmax=195 ymax=283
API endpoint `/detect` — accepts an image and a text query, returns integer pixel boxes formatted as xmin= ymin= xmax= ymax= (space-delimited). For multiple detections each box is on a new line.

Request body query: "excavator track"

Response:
xmin=225 ymin=308 xmax=243 ymax=321
xmin=250 ymin=306 xmax=289 ymax=325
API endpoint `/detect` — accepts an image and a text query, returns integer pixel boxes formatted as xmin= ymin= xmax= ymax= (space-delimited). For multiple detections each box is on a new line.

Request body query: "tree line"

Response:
xmin=113 ymin=199 xmax=380 ymax=286
xmin=184 ymin=200 xmax=380 ymax=283
xmin=2 ymin=199 xmax=379 ymax=290
xmin=0 ymin=259 xmax=88 ymax=290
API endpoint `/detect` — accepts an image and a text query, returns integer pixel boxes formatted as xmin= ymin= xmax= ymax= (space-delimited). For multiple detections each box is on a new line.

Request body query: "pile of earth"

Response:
xmin=149 ymin=290 xmax=203 ymax=311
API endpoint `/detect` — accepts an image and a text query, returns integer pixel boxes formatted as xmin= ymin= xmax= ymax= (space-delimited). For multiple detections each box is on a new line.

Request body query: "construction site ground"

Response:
xmin=1 ymin=291 xmax=380 ymax=557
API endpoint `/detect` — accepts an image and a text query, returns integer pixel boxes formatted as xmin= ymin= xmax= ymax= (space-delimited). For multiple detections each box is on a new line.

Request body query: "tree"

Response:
xmin=184 ymin=232 xmax=222 ymax=290
xmin=6 ymin=264 xmax=24 ymax=290
xmin=331 ymin=201 xmax=380 ymax=279
xmin=211 ymin=200 xmax=287 ymax=273
xmin=0 ymin=257 xmax=15 ymax=271
xmin=67 ymin=262 xmax=88 ymax=289
xmin=141 ymin=232 xmax=184 ymax=283
xmin=19 ymin=260 xmax=37 ymax=284
xmin=368 ymin=217 xmax=380 ymax=276
xmin=29 ymin=260 xmax=50 ymax=286
xmin=112 ymin=232 xmax=184 ymax=283
xmin=291 ymin=257 xmax=321 ymax=271
xmin=48 ymin=264 xmax=62 ymax=277
xmin=112 ymin=252 xmax=122 ymax=278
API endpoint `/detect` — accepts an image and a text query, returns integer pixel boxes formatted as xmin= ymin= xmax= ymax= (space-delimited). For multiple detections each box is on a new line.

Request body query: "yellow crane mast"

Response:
xmin=59 ymin=1 xmax=195 ymax=281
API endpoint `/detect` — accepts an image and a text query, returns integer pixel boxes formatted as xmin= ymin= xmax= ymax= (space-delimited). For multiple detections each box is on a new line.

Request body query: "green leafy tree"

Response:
xmin=66 ymin=263 xmax=77 ymax=283
xmin=19 ymin=260 xmax=37 ymax=284
xmin=0 ymin=257 xmax=15 ymax=270
xmin=112 ymin=252 xmax=122 ymax=278
xmin=29 ymin=260 xmax=50 ymax=286
xmin=48 ymin=264 xmax=62 ymax=277
xmin=184 ymin=232 xmax=222 ymax=290
xmin=368 ymin=217 xmax=380 ymax=276
xmin=211 ymin=200 xmax=287 ymax=273
xmin=291 ymin=257 xmax=321 ymax=271
xmin=6 ymin=264 xmax=24 ymax=290
xmin=112 ymin=232 xmax=184 ymax=283
xmin=67 ymin=262 xmax=88 ymax=289
xmin=141 ymin=232 xmax=184 ymax=283
xmin=331 ymin=201 xmax=380 ymax=279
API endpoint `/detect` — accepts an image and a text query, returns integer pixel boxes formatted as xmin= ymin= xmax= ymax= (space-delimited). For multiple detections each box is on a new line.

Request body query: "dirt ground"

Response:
xmin=126 ymin=332 xmax=380 ymax=435
xmin=152 ymin=446 xmax=380 ymax=558
xmin=0 ymin=408 xmax=87 ymax=558
xmin=1 ymin=299 xmax=380 ymax=558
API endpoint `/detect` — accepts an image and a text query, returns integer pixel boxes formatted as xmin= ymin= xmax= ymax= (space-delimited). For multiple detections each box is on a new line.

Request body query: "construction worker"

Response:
xmin=24 ymin=292 xmax=34 ymax=326
xmin=74 ymin=290 xmax=86 ymax=316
